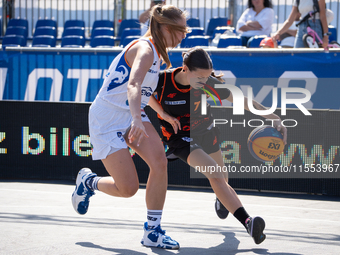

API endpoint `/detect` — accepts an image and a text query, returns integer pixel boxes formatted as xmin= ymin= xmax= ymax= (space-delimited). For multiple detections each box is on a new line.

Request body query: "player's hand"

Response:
xmin=128 ymin=118 xmax=149 ymax=146
xmin=160 ymin=112 xmax=181 ymax=134
xmin=273 ymin=119 xmax=287 ymax=145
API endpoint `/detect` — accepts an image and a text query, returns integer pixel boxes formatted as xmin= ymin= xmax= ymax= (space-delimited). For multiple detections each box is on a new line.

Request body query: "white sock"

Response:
xmin=147 ymin=210 xmax=162 ymax=229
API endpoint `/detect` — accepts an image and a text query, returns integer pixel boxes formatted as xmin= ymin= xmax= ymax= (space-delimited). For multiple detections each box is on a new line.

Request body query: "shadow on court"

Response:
xmin=76 ymin=242 xmax=150 ymax=255
xmin=0 ymin=181 xmax=339 ymax=254
xmin=76 ymin=232 xmax=303 ymax=255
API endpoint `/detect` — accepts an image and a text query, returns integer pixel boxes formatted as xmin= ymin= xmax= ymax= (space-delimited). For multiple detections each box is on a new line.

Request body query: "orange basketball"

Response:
xmin=247 ymin=125 xmax=284 ymax=162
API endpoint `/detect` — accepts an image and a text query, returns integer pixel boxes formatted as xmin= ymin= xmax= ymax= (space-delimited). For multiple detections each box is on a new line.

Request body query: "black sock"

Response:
xmin=233 ymin=207 xmax=250 ymax=228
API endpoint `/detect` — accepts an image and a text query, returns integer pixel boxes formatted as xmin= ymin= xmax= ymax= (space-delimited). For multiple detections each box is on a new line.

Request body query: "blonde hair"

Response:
xmin=144 ymin=5 xmax=188 ymax=69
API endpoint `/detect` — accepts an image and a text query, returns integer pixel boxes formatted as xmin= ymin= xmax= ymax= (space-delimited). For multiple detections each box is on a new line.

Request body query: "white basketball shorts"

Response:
xmin=89 ymin=98 xmax=151 ymax=160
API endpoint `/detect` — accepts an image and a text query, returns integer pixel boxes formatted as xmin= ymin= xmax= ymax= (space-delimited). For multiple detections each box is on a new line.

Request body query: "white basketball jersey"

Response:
xmin=95 ymin=37 xmax=161 ymax=110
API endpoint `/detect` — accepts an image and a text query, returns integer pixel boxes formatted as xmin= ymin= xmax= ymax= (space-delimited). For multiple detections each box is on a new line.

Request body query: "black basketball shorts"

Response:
xmin=165 ymin=127 xmax=221 ymax=162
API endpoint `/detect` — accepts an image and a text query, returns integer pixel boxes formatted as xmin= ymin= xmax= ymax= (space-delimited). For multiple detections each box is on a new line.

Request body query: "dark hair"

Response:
xmin=182 ymin=47 xmax=212 ymax=71
xmin=144 ymin=5 xmax=187 ymax=69
xmin=248 ymin=0 xmax=273 ymax=9
xmin=182 ymin=47 xmax=224 ymax=80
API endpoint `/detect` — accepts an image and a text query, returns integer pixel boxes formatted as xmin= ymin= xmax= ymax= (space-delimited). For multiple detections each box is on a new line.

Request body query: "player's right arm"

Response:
xmin=125 ymin=41 xmax=153 ymax=146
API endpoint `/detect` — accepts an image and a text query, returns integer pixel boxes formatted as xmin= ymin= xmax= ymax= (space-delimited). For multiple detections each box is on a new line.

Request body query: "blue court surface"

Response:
xmin=0 ymin=180 xmax=339 ymax=255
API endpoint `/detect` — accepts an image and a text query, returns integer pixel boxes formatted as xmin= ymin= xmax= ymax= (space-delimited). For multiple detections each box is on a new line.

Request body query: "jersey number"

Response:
xmin=194 ymin=101 xmax=200 ymax=111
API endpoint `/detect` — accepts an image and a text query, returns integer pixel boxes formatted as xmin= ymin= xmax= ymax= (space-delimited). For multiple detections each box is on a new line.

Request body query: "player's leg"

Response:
xmin=127 ymin=121 xmax=179 ymax=249
xmin=99 ymin=149 xmax=139 ymax=197
xmin=209 ymin=149 xmax=230 ymax=219
xmin=188 ymin=148 xmax=266 ymax=244
xmin=127 ymin=122 xmax=167 ymax=211
xmin=188 ymin=148 xmax=242 ymax=213
xmin=72 ymin=148 xmax=139 ymax=215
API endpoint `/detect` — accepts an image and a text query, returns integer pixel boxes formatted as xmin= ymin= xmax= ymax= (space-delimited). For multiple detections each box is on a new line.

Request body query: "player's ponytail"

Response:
xmin=144 ymin=5 xmax=187 ymax=69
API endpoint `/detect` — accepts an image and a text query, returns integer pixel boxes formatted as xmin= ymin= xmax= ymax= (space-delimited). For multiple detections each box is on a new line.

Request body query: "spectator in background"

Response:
xmin=236 ymin=0 xmax=274 ymax=47
xmin=270 ymin=13 xmax=300 ymax=48
xmin=139 ymin=0 xmax=166 ymax=35
xmin=272 ymin=0 xmax=330 ymax=49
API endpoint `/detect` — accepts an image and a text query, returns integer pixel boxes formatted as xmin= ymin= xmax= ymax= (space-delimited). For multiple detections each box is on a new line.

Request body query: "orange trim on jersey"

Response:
xmin=149 ymin=37 xmax=161 ymax=58
xmin=162 ymin=126 xmax=172 ymax=141
xmin=124 ymin=38 xmax=159 ymax=68
xmin=171 ymin=67 xmax=191 ymax=93
xmin=124 ymin=40 xmax=139 ymax=68
xmin=158 ymin=71 xmax=167 ymax=103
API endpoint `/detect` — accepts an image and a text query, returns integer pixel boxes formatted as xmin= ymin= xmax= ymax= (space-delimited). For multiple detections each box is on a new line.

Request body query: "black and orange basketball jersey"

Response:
xmin=154 ymin=67 xmax=230 ymax=142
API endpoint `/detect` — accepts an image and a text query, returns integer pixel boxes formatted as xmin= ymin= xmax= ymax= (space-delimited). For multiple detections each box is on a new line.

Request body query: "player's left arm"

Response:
xmin=148 ymin=95 xmax=181 ymax=134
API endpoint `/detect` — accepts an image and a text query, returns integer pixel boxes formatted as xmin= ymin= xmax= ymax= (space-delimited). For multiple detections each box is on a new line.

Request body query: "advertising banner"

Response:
xmin=0 ymin=101 xmax=339 ymax=195
xmin=1 ymin=48 xmax=340 ymax=110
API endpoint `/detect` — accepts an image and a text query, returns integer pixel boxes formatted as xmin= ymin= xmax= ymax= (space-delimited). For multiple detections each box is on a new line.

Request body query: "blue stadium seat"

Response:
xmin=180 ymin=27 xmax=205 ymax=47
xmin=187 ymin=27 xmax=205 ymax=36
xmin=5 ymin=27 xmax=28 ymax=39
xmin=90 ymin=36 xmax=115 ymax=47
xmin=61 ymin=36 xmax=85 ymax=47
xmin=7 ymin=19 xmax=29 ymax=39
xmin=32 ymin=37 xmax=56 ymax=47
xmin=217 ymin=36 xmax=242 ymax=48
xmin=2 ymin=36 xmax=26 ymax=47
xmin=36 ymin=19 xmax=57 ymax=30
xmin=187 ymin=18 xmax=200 ymax=27
xmin=34 ymin=27 xmax=57 ymax=38
xmin=92 ymin=20 xmax=114 ymax=31
xmin=120 ymin=28 xmax=141 ymax=44
xmin=118 ymin=19 xmax=140 ymax=37
xmin=206 ymin=17 xmax=228 ymax=38
xmin=91 ymin=28 xmax=114 ymax=38
xmin=121 ymin=35 xmax=140 ymax=47
xmin=212 ymin=26 xmax=235 ymax=39
xmin=62 ymin=28 xmax=85 ymax=38
xmin=8 ymin=18 xmax=28 ymax=30
xmin=64 ymin=20 xmax=85 ymax=30
xmin=329 ymin=26 xmax=337 ymax=43
xmin=182 ymin=35 xmax=209 ymax=48
xmin=247 ymin=35 xmax=267 ymax=48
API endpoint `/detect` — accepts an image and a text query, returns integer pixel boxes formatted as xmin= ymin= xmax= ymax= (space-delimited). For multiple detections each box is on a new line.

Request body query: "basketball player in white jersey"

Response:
xmin=72 ymin=5 xmax=187 ymax=249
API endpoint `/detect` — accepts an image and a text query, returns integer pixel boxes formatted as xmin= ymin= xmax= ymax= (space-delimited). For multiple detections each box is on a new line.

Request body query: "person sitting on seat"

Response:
xmin=236 ymin=0 xmax=274 ymax=47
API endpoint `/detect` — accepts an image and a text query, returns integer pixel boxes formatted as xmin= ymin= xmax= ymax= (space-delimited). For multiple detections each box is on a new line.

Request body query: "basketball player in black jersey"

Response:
xmin=148 ymin=47 xmax=287 ymax=245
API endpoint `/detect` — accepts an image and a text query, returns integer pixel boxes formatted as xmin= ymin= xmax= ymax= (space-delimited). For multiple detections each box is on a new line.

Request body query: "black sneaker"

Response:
xmin=246 ymin=216 xmax=266 ymax=244
xmin=215 ymin=197 xmax=229 ymax=219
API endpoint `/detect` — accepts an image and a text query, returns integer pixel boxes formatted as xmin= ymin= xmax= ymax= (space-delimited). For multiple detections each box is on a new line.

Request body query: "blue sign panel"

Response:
xmin=1 ymin=49 xmax=340 ymax=110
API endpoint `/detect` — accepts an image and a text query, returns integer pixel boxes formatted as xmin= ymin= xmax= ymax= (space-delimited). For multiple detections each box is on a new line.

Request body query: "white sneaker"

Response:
xmin=71 ymin=168 xmax=97 ymax=215
xmin=141 ymin=222 xmax=180 ymax=249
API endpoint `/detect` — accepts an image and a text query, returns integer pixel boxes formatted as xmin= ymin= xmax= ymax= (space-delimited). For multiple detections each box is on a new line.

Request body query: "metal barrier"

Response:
xmin=1 ymin=0 xmax=339 ymax=41
xmin=8 ymin=0 xmax=230 ymax=37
